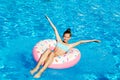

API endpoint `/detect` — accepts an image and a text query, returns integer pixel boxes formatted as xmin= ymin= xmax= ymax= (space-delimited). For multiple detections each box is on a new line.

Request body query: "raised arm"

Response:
xmin=45 ymin=15 xmax=62 ymax=42
xmin=70 ymin=40 xmax=101 ymax=48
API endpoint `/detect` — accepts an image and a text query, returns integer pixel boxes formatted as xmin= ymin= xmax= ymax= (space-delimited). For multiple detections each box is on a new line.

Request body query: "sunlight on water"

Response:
xmin=0 ymin=0 xmax=120 ymax=80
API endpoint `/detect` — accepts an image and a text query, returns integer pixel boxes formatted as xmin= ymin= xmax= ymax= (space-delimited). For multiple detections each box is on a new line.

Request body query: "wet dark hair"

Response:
xmin=63 ymin=28 xmax=72 ymax=37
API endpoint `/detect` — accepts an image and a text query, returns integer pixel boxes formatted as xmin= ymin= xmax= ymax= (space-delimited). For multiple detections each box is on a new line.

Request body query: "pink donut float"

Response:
xmin=33 ymin=39 xmax=81 ymax=69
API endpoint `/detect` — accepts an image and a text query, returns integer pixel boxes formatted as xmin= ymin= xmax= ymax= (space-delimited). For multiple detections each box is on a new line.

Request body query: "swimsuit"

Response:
xmin=56 ymin=42 xmax=69 ymax=52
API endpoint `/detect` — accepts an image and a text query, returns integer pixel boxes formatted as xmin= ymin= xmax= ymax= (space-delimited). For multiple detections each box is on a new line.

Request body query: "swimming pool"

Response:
xmin=0 ymin=0 xmax=120 ymax=80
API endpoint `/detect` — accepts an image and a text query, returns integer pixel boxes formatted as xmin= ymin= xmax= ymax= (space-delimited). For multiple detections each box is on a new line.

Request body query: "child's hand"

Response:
xmin=45 ymin=15 xmax=49 ymax=19
xmin=93 ymin=40 xmax=101 ymax=43
xmin=45 ymin=15 xmax=51 ymax=21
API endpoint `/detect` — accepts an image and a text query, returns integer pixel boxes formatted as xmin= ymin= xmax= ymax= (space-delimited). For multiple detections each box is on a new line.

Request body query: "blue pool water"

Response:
xmin=0 ymin=0 xmax=120 ymax=80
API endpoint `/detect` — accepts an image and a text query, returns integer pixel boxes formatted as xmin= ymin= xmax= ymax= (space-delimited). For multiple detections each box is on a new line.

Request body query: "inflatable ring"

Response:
xmin=33 ymin=39 xmax=81 ymax=69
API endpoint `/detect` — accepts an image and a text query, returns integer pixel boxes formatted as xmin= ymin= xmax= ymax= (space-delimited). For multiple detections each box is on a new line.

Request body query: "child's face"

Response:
xmin=63 ymin=33 xmax=71 ymax=43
